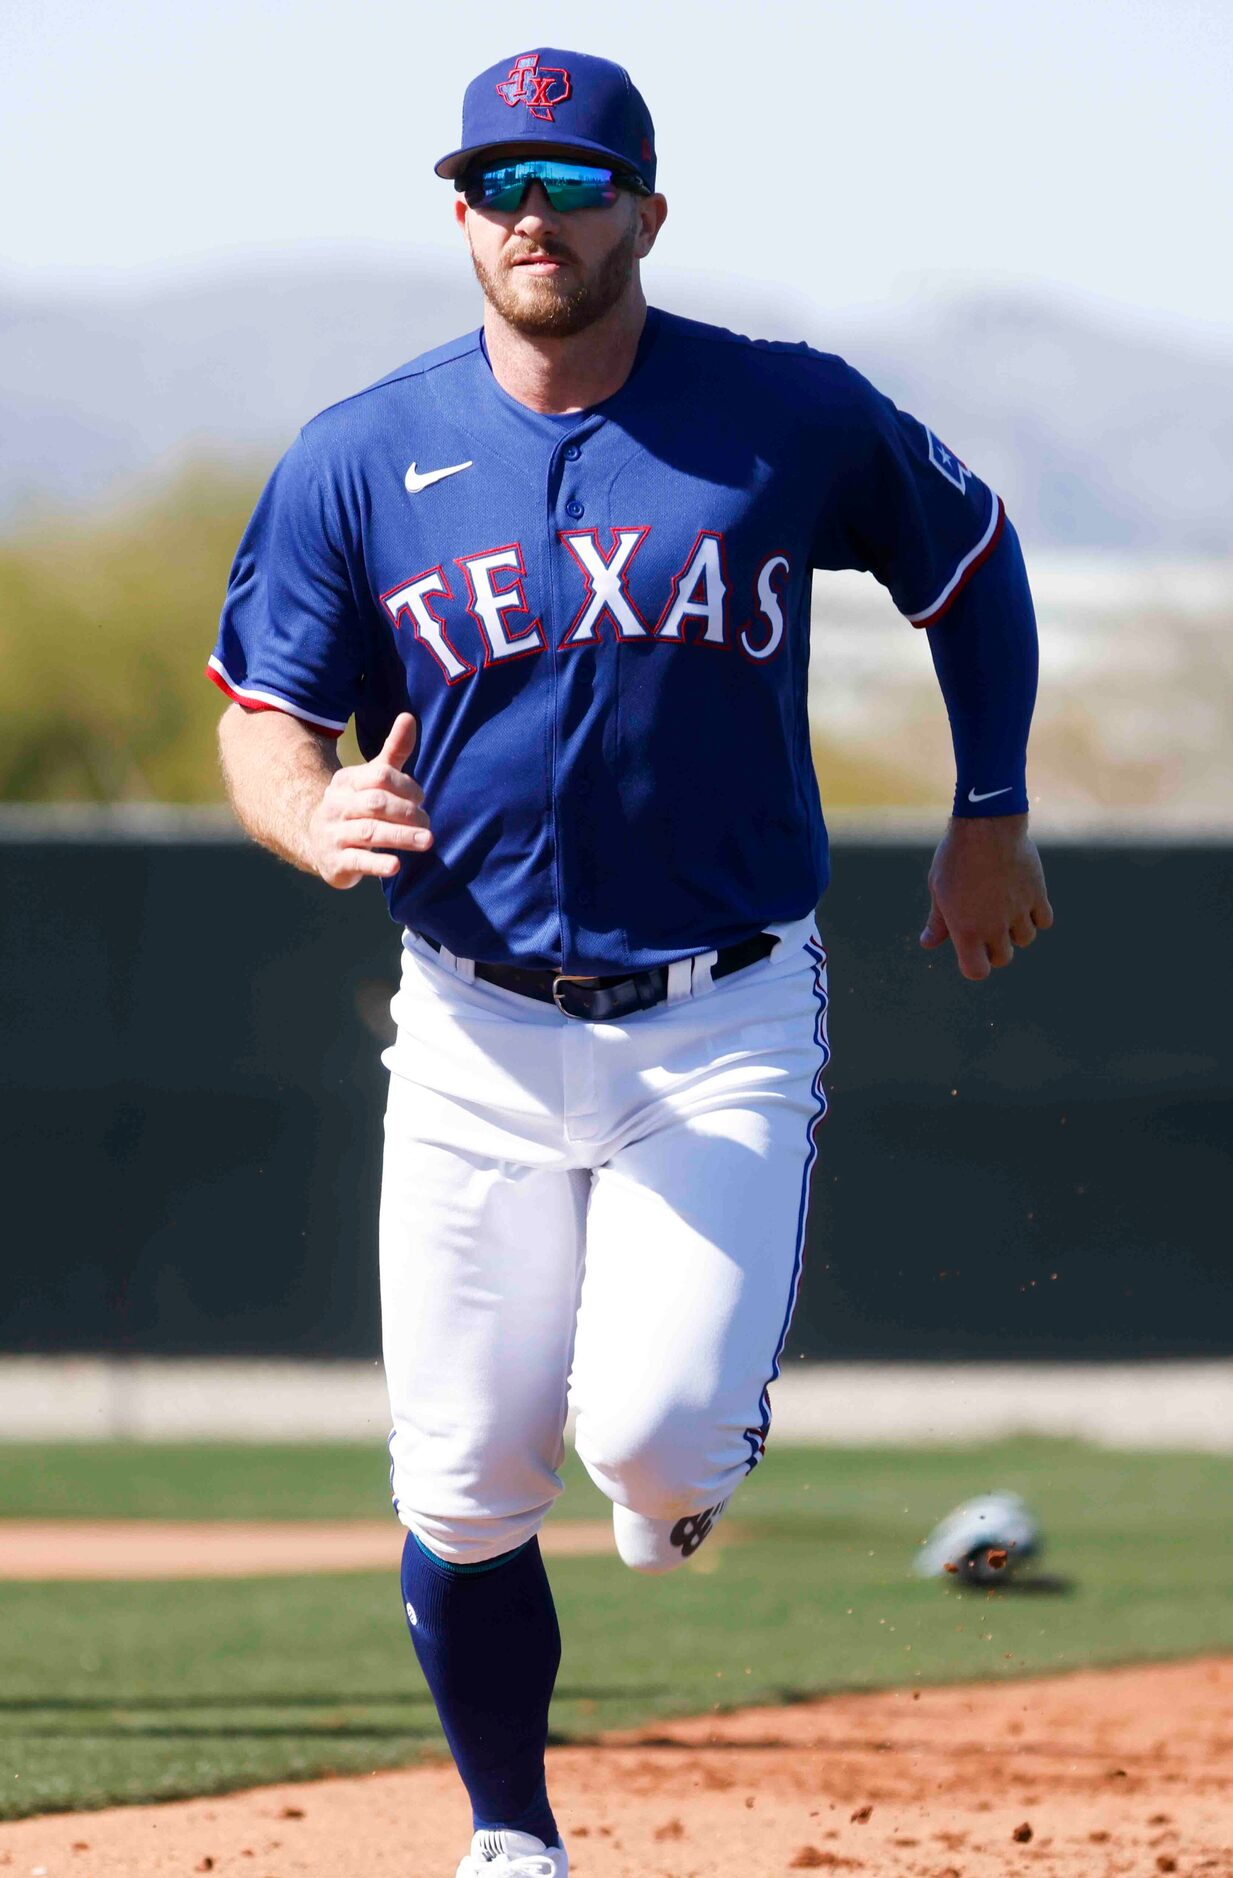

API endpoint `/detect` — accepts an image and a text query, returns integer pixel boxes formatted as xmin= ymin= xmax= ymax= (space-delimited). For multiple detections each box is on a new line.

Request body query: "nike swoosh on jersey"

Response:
xmin=967 ymin=785 xmax=1014 ymax=803
xmin=404 ymin=460 xmax=473 ymax=494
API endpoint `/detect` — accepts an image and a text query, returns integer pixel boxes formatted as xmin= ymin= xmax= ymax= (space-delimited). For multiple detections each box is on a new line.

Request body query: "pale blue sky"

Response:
xmin=3 ymin=0 xmax=1230 ymax=341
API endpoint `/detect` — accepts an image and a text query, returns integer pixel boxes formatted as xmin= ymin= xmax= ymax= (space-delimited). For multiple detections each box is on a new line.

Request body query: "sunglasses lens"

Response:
xmin=463 ymin=160 xmax=624 ymax=212
xmin=549 ymin=181 xmax=619 ymax=210
xmin=463 ymin=166 xmax=529 ymax=210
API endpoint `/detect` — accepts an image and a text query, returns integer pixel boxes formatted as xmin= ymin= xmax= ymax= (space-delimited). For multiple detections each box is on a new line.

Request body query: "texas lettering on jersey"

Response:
xmin=379 ymin=531 xmax=790 ymax=684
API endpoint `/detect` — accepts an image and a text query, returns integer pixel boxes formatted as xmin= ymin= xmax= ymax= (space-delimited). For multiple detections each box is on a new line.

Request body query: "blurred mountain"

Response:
xmin=0 ymin=251 xmax=477 ymax=522
xmin=2 ymin=248 xmax=1231 ymax=551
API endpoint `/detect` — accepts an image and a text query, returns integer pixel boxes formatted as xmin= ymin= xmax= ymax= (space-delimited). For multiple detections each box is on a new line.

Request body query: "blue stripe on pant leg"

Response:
xmin=743 ymin=936 xmax=830 ymax=1471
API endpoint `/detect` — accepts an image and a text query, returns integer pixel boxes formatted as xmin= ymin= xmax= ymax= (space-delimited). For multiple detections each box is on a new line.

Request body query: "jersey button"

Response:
xmin=564 ymin=444 xmax=581 ymax=461
xmin=565 ymin=499 xmax=584 ymax=519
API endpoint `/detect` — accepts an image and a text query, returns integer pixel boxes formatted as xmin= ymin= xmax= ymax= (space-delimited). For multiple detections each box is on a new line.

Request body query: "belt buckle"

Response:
xmin=552 ymin=972 xmax=601 ymax=1019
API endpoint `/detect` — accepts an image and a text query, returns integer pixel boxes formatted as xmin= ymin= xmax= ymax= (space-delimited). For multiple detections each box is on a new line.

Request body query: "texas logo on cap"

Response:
xmin=495 ymin=52 xmax=572 ymax=121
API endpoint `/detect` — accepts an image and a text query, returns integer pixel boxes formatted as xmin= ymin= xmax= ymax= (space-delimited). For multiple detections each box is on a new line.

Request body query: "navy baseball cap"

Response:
xmin=436 ymin=48 xmax=657 ymax=191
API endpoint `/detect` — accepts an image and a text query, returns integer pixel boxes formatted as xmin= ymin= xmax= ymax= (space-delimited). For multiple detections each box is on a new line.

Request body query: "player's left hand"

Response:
xmin=919 ymin=813 xmax=1053 ymax=981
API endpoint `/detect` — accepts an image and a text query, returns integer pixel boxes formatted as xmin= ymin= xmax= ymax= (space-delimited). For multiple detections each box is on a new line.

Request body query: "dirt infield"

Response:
xmin=3 ymin=1656 xmax=1231 ymax=1876
xmin=0 ymin=1519 xmax=621 ymax=1579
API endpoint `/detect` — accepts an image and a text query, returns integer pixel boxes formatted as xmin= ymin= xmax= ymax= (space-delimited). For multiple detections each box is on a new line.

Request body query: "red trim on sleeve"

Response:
xmin=911 ymin=496 xmax=1007 ymax=628
xmin=205 ymin=661 xmax=346 ymax=738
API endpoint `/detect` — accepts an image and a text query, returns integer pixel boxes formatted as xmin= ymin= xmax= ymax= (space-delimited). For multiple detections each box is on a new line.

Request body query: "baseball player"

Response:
xmin=208 ymin=46 xmax=1052 ymax=1878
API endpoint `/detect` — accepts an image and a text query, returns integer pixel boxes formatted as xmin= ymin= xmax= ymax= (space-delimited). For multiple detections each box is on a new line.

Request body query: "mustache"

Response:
xmin=504 ymin=236 xmax=578 ymax=268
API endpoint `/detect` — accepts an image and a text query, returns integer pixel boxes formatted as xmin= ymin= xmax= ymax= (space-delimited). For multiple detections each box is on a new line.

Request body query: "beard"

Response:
xmin=470 ymin=219 xmax=639 ymax=338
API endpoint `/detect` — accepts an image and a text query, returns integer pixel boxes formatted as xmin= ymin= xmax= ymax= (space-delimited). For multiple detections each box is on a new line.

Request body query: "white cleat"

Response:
xmin=913 ymin=1489 xmax=1041 ymax=1583
xmin=455 ymin=1829 xmax=568 ymax=1877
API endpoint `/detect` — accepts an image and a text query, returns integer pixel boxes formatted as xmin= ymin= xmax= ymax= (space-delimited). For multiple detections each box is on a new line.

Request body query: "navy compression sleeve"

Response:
xmin=924 ymin=517 xmax=1038 ymax=819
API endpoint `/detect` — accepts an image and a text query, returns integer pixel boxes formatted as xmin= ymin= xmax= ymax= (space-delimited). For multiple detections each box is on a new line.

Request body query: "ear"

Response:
xmin=633 ymin=192 xmax=668 ymax=260
xmin=453 ymin=196 xmax=469 ymax=233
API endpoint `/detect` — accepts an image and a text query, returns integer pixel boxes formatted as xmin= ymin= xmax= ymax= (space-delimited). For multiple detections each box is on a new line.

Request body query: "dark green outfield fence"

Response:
xmin=2 ymin=815 xmax=1229 ymax=1361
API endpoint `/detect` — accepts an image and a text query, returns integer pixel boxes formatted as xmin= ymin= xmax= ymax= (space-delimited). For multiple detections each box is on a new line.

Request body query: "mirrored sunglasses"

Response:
xmin=460 ymin=158 xmax=648 ymax=213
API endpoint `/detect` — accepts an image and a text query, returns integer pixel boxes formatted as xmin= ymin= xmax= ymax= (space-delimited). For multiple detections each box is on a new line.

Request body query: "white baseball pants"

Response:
xmin=379 ymin=915 xmax=829 ymax=1571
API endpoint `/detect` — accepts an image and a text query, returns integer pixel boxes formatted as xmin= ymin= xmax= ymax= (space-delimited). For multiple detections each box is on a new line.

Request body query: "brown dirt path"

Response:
xmin=0 ymin=1520 xmax=620 ymax=1580
xmin=2 ymin=1656 xmax=1231 ymax=1876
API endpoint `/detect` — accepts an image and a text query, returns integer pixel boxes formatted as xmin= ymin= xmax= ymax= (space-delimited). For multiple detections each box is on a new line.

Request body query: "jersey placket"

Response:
xmin=545 ymin=413 xmax=605 ymax=974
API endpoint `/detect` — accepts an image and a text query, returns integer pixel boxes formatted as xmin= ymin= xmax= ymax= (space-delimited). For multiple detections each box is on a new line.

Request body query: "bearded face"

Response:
xmin=465 ymin=195 xmax=641 ymax=339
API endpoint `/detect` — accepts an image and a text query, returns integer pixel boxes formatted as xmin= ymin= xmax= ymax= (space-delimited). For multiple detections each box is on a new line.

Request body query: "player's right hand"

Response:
xmin=307 ymin=713 xmax=432 ymax=889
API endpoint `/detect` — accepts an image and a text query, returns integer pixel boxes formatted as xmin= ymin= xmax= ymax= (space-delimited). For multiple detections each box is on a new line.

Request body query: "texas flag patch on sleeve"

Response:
xmin=925 ymin=427 xmax=972 ymax=494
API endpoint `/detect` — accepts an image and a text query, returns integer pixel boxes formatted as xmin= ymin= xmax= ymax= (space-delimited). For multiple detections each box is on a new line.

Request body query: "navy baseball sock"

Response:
xmin=400 ymin=1529 xmax=561 ymax=1848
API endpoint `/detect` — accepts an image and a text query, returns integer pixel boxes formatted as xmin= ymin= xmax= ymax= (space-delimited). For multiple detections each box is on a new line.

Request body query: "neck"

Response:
xmin=482 ymin=286 xmax=649 ymax=414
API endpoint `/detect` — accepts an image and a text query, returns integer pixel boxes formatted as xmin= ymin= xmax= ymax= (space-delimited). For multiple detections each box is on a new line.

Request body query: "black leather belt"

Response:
xmin=416 ymin=930 xmax=778 ymax=1022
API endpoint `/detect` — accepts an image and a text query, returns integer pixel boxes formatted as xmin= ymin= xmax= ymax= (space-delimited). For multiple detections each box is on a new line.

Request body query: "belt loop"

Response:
xmin=666 ymin=956 xmax=692 ymax=1003
xmin=690 ymin=947 xmax=718 ymax=998
xmin=763 ymin=921 xmax=790 ymax=959
xmin=438 ymin=944 xmax=476 ymax=985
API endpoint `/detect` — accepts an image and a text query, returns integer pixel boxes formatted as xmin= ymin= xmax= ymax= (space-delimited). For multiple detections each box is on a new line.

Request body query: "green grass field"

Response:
xmin=3 ymin=1439 xmax=1232 ymax=1819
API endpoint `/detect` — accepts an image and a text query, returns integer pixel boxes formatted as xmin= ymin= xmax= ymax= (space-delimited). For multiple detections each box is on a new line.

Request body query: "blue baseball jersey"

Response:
xmin=209 ymin=308 xmax=1006 ymax=972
